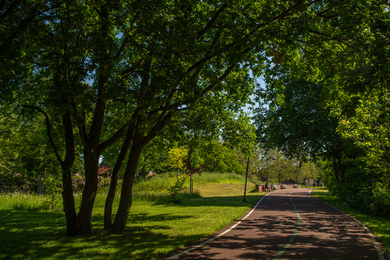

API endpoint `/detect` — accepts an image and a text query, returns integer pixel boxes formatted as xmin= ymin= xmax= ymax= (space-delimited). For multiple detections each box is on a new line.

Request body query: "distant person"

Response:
xmin=265 ymin=183 xmax=268 ymax=192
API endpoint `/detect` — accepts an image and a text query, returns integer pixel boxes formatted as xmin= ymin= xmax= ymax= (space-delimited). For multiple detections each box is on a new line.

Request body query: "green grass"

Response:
xmin=0 ymin=173 xmax=263 ymax=259
xmin=2 ymin=180 xmax=389 ymax=259
xmin=311 ymin=188 xmax=390 ymax=259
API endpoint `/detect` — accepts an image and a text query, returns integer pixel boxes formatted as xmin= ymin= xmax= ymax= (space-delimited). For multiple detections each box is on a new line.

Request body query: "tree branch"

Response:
xmin=197 ymin=3 xmax=228 ymax=38
xmin=23 ymin=105 xmax=63 ymax=164
xmin=98 ymin=123 xmax=128 ymax=155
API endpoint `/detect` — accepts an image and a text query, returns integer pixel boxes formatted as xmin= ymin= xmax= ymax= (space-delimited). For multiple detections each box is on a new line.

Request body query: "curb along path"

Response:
xmin=166 ymin=188 xmax=384 ymax=260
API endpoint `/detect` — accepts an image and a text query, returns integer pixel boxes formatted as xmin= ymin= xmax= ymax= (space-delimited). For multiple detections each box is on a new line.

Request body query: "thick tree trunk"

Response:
xmin=62 ymin=167 xmax=77 ymax=236
xmin=74 ymin=148 xmax=99 ymax=235
xmin=60 ymin=110 xmax=77 ymax=235
xmin=111 ymin=143 xmax=144 ymax=233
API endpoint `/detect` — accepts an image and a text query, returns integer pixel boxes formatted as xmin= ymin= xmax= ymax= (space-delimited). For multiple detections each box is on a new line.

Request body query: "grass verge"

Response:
xmin=0 ymin=174 xmax=263 ymax=260
xmin=311 ymin=188 xmax=390 ymax=259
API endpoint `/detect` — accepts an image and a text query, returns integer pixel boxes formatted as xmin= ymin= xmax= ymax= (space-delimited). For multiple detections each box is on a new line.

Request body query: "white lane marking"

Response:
xmin=165 ymin=193 xmax=270 ymax=259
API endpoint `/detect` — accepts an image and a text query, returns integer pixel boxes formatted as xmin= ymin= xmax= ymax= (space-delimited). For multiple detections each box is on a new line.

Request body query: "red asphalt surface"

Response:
xmin=165 ymin=188 xmax=384 ymax=260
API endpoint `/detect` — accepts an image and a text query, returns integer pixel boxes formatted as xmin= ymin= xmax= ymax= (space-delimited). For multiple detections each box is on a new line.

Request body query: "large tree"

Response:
xmin=253 ymin=1 xmax=390 ymax=215
xmin=2 ymin=0 xmax=373 ymax=235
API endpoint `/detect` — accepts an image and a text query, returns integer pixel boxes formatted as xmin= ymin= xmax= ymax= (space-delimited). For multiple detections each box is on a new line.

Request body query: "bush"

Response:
xmin=370 ymin=181 xmax=390 ymax=217
xmin=168 ymin=176 xmax=187 ymax=204
xmin=0 ymin=172 xmax=38 ymax=194
xmin=72 ymin=175 xmax=86 ymax=192
xmin=332 ymin=180 xmax=390 ymax=218
xmin=42 ymin=175 xmax=62 ymax=195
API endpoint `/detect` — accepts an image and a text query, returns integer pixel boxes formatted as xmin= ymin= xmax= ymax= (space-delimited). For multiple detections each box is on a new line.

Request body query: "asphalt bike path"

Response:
xmin=165 ymin=188 xmax=384 ymax=260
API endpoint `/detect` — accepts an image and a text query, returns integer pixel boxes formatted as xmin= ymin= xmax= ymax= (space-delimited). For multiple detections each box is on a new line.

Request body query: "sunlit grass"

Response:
xmin=0 ymin=173 xmax=263 ymax=259
xmin=312 ymin=188 xmax=390 ymax=259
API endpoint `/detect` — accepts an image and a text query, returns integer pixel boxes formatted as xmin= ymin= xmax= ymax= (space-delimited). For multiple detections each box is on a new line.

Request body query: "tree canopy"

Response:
xmin=3 ymin=0 xmax=388 ymax=234
xmin=254 ymin=0 xmax=390 ymax=217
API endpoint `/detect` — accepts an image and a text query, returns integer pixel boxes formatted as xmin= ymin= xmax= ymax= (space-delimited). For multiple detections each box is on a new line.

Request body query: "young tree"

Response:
xmin=167 ymin=147 xmax=189 ymax=172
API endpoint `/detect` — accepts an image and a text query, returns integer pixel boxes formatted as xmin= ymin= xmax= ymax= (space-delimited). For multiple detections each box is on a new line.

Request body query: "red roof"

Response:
xmin=98 ymin=166 xmax=111 ymax=177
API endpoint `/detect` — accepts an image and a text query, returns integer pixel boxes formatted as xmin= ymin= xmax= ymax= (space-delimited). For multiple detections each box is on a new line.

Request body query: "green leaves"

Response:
xmin=167 ymin=147 xmax=189 ymax=171
xmin=335 ymin=89 xmax=390 ymax=170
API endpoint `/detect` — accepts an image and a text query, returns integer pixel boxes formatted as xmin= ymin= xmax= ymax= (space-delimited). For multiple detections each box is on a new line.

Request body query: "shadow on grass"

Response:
xmin=0 ymin=193 xmax=264 ymax=259
xmin=0 ymin=209 xmax=199 ymax=259
xmin=154 ymin=193 xmax=262 ymax=207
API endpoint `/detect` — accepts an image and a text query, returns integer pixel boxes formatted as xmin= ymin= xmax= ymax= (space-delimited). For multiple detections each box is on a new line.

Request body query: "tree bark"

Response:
xmin=60 ymin=110 xmax=77 ymax=235
xmin=104 ymin=122 xmax=135 ymax=231
xmin=71 ymin=3 xmax=110 ymax=234
xmin=62 ymin=166 xmax=77 ymax=235
xmin=110 ymin=112 xmax=172 ymax=232
xmin=111 ymin=141 xmax=144 ymax=233
xmin=73 ymin=147 xmax=99 ymax=235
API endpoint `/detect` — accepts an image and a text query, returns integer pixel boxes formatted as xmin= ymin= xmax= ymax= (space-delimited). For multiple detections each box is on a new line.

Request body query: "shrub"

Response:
xmin=42 ymin=175 xmax=62 ymax=195
xmin=370 ymin=181 xmax=390 ymax=217
xmin=168 ymin=176 xmax=187 ymax=204
xmin=72 ymin=175 xmax=86 ymax=192
xmin=0 ymin=172 xmax=38 ymax=194
xmin=98 ymin=176 xmax=111 ymax=190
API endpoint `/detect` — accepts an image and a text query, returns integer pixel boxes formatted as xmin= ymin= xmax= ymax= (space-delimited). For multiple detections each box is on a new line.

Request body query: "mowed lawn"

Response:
xmin=0 ymin=176 xmax=262 ymax=260
xmin=1 ymin=180 xmax=389 ymax=260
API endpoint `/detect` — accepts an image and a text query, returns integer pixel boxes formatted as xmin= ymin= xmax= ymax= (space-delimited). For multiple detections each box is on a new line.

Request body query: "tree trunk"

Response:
xmin=60 ymin=110 xmax=77 ymax=235
xmin=104 ymin=118 xmax=137 ymax=231
xmin=104 ymin=136 xmax=133 ymax=230
xmin=109 ymin=112 xmax=171 ymax=232
xmin=62 ymin=166 xmax=77 ymax=236
xmin=111 ymin=143 xmax=144 ymax=233
xmin=74 ymin=148 xmax=99 ymax=235
xmin=104 ymin=167 xmax=120 ymax=231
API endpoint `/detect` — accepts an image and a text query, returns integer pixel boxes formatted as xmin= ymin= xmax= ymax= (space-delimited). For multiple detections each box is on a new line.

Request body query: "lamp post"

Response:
xmin=243 ymin=157 xmax=250 ymax=202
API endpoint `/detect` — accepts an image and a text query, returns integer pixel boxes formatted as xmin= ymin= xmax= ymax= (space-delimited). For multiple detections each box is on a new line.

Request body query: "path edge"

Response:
xmin=163 ymin=193 xmax=270 ymax=260
xmin=309 ymin=189 xmax=386 ymax=260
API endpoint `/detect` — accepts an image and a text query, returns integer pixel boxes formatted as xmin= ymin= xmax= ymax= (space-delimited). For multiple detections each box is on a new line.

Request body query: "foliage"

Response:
xmin=167 ymin=176 xmax=187 ymax=204
xmin=222 ymin=113 xmax=257 ymax=157
xmin=167 ymin=147 xmax=189 ymax=171
xmin=333 ymin=89 xmax=390 ymax=171
xmin=4 ymin=0 xmax=388 ymax=234
xmin=0 ymin=106 xmax=62 ymax=177
xmin=255 ymin=72 xmax=345 ymax=163
xmin=0 ymin=172 xmax=38 ymax=194
xmin=42 ymin=175 xmax=62 ymax=195
xmin=182 ymin=156 xmax=205 ymax=177
xmin=371 ymin=181 xmax=390 ymax=217
xmin=197 ymin=139 xmax=246 ymax=174
xmin=252 ymin=1 xmax=390 ymax=218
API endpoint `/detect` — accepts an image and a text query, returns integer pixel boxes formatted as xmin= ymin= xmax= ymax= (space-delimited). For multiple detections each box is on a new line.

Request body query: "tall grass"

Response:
xmin=0 ymin=193 xmax=62 ymax=211
xmin=131 ymin=172 xmax=245 ymax=202
xmin=192 ymin=172 xmax=245 ymax=185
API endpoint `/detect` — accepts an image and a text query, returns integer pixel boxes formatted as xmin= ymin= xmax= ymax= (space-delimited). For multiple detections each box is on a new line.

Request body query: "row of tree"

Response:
xmin=255 ymin=0 xmax=390 ymax=217
xmin=1 ymin=0 xmax=389 ymax=236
